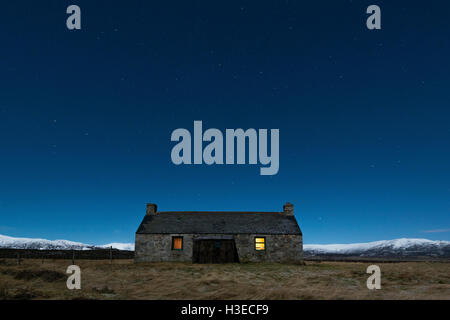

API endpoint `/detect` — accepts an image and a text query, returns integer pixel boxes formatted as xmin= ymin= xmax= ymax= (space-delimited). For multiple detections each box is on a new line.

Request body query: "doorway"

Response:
xmin=192 ymin=239 xmax=239 ymax=263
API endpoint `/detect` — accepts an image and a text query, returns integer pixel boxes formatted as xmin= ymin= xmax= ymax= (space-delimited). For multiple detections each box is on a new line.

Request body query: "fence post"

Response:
xmin=72 ymin=249 xmax=75 ymax=265
xmin=110 ymin=246 xmax=113 ymax=264
xmin=17 ymin=252 xmax=21 ymax=265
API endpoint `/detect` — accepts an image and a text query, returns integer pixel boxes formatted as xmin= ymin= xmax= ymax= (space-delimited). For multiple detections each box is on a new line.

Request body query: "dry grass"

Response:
xmin=0 ymin=259 xmax=449 ymax=300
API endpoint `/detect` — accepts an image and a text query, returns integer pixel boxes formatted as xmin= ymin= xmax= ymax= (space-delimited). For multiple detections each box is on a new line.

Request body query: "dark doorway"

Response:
xmin=192 ymin=239 xmax=239 ymax=263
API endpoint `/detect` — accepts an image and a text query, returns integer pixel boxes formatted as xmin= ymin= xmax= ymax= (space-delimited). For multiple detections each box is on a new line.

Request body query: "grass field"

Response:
xmin=0 ymin=259 xmax=449 ymax=300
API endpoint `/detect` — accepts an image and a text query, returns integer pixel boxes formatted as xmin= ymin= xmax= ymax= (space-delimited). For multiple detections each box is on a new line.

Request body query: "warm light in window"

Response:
xmin=255 ymin=237 xmax=265 ymax=250
xmin=172 ymin=237 xmax=183 ymax=250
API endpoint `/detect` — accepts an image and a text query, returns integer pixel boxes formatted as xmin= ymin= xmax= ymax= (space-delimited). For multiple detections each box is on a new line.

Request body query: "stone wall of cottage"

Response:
xmin=135 ymin=233 xmax=194 ymax=262
xmin=135 ymin=233 xmax=303 ymax=263
xmin=234 ymin=234 xmax=303 ymax=263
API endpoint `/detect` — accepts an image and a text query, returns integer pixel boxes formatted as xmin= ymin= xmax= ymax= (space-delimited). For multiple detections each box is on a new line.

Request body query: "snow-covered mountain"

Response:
xmin=304 ymin=238 xmax=450 ymax=258
xmin=0 ymin=234 xmax=134 ymax=251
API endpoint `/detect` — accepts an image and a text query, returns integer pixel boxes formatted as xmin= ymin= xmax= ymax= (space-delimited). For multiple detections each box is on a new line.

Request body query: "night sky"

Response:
xmin=0 ymin=1 xmax=449 ymax=245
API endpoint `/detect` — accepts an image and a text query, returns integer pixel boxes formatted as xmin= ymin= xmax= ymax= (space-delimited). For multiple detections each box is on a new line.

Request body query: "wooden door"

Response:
xmin=193 ymin=239 xmax=239 ymax=263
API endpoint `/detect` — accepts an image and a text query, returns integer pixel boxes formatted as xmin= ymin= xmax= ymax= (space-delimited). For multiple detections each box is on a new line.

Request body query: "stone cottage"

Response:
xmin=135 ymin=202 xmax=302 ymax=263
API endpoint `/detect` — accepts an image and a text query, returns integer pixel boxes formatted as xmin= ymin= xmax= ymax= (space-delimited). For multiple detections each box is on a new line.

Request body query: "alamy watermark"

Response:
xmin=366 ymin=265 xmax=381 ymax=290
xmin=170 ymin=121 xmax=279 ymax=175
xmin=65 ymin=4 xmax=380 ymax=31
xmin=66 ymin=265 xmax=81 ymax=290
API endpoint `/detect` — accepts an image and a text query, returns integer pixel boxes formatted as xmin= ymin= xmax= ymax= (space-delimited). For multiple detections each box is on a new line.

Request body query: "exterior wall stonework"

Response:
xmin=135 ymin=233 xmax=303 ymax=263
xmin=234 ymin=234 xmax=302 ymax=263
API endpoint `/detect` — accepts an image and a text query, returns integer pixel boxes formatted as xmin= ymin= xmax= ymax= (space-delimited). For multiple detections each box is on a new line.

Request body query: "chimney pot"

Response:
xmin=146 ymin=203 xmax=157 ymax=215
xmin=283 ymin=202 xmax=294 ymax=216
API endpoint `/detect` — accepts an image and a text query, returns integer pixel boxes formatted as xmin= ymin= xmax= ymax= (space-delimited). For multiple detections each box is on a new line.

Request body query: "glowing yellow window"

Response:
xmin=255 ymin=237 xmax=265 ymax=251
xmin=172 ymin=237 xmax=183 ymax=250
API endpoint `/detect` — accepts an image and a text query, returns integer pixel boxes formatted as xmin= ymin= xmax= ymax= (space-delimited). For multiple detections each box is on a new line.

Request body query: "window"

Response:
xmin=255 ymin=237 xmax=265 ymax=251
xmin=172 ymin=236 xmax=183 ymax=250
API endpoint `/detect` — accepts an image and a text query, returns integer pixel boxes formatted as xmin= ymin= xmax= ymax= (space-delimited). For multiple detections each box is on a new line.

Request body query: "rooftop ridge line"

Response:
xmin=156 ymin=211 xmax=284 ymax=214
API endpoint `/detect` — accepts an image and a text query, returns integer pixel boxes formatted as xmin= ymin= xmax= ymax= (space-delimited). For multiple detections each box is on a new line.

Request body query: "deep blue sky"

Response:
xmin=0 ymin=1 xmax=449 ymax=244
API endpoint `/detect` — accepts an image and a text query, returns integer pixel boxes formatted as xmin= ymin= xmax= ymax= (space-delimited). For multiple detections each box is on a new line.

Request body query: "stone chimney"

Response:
xmin=283 ymin=202 xmax=294 ymax=216
xmin=146 ymin=203 xmax=158 ymax=215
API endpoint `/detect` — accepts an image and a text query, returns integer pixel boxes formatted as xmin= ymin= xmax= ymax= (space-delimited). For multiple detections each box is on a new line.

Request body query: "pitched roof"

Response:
xmin=136 ymin=211 xmax=302 ymax=235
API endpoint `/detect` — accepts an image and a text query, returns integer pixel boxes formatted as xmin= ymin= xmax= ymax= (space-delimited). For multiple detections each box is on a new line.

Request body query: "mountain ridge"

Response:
xmin=0 ymin=234 xmax=134 ymax=251
xmin=304 ymin=238 xmax=450 ymax=258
